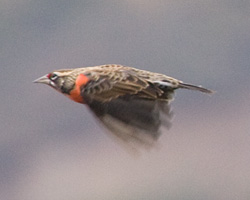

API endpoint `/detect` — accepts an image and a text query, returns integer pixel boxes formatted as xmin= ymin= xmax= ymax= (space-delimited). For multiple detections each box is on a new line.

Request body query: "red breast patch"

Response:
xmin=68 ymin=74 xmax=90 ymax=104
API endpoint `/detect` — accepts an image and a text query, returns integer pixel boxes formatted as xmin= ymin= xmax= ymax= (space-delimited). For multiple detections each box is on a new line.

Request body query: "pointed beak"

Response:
xmin=33 ymin=75 xmax=50 ymax=85
xmin=33 ymin=74 xmax=58 ymax=90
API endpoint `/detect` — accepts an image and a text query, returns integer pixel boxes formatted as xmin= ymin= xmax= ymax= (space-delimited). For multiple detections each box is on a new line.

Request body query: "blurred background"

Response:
xmin=1 ymin=1 xmax=250 ymax=199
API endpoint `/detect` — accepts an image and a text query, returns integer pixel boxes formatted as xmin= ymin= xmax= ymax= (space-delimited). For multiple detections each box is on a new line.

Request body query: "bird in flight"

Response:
xmin=34 ymin=64 xmax=212 ymax=149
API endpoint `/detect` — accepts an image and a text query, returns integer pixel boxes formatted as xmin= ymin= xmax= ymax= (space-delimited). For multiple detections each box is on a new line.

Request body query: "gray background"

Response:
xmin=1 ymin=1 xmax=250 ymax=199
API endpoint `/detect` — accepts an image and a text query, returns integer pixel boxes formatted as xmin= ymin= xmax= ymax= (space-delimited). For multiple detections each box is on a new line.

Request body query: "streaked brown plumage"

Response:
xmin=34 ymin=64 xmax=213 ymax=149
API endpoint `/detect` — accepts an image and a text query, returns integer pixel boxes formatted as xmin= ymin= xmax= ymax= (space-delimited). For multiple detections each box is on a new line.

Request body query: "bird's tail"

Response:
xmin=179 ymin=82 xmax=214 ymax=94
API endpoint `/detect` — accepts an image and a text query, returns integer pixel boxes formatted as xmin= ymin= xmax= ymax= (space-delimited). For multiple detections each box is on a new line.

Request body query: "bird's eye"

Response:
xmin=49 ymin=73 xmax=58 ymax=81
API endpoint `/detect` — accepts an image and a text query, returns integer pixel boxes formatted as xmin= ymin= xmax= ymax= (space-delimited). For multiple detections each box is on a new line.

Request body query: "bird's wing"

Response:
xmin=85 ymin=95 xmax=173 ymax=151
xmin=79 ymin=70 xmax=173 ymax=150
xmin=81 ymin=69 xmax=164 ymax=102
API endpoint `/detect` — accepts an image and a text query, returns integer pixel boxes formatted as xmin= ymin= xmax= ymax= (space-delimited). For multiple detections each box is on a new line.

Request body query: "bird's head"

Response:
xmin=34 ymin=68 xmax=91 ymax=104
xmin=33 ymin=69 xmax=77 ymax=94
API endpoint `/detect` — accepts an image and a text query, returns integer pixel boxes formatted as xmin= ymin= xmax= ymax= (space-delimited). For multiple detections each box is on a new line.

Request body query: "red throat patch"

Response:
xmin=68 ymin=74 xmax=90 ymax=104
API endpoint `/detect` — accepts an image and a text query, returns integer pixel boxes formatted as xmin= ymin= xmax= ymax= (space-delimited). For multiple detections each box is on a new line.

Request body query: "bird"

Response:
xmin=34 ymin=64 xmax=213 ymax=149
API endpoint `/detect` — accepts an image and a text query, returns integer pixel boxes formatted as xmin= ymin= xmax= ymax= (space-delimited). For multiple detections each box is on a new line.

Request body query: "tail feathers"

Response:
xmin=179 ymin=82 xmax=214 ymax=94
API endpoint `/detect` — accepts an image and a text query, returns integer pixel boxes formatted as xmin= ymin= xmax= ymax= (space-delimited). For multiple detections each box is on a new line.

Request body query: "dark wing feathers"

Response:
xmin=80 ymin=70 xmax=174 ymax=148
xmin=85 ymin=96 xmax=172 ymax=148
xmin=82 ymin=71 xmax=163 ymax=102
